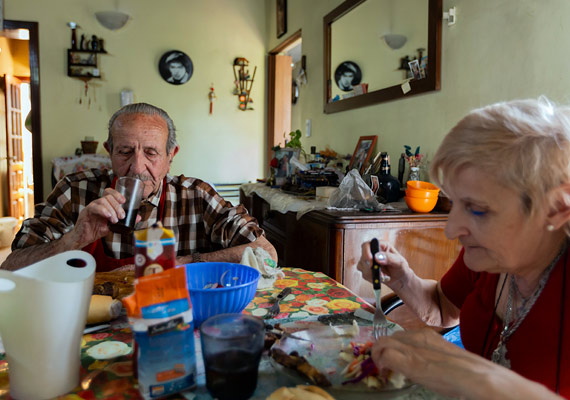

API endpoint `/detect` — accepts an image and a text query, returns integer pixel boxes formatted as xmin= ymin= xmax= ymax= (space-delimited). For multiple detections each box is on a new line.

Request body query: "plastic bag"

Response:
xmin=327 ymin=169 xmax=383 ymax=211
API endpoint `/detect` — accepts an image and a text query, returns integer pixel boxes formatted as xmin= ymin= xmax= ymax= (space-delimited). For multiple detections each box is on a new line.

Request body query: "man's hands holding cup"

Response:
xmin=65 ymin=186 xmax=142 ymax=249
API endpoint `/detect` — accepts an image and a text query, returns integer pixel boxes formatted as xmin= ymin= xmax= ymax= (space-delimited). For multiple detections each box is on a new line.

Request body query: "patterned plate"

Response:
xmin=270 ymin=320 xmax=416 ymax=397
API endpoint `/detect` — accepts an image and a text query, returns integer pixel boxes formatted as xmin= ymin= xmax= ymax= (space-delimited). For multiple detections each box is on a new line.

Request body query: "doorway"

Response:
xmin=0 ymin=21 xmax=42 ymax=220
xmin=267 ymin=29 xmax=302 ymax=165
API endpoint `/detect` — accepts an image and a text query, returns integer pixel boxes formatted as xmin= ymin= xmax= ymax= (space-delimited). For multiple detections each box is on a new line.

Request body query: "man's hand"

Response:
xmin=64 ymin=188 xmax=126 ymax=249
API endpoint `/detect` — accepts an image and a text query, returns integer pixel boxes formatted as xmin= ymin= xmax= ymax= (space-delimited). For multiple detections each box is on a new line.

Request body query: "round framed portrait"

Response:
xmin=334 ymin=61 xmax=362 ymax=92
xmin=158 ymin=50 xmax=193 ymax=85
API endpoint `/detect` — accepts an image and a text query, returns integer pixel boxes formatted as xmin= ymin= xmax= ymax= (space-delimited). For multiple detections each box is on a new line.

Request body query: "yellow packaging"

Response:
xmin=134 ymin=222 xmax=176 ymax=278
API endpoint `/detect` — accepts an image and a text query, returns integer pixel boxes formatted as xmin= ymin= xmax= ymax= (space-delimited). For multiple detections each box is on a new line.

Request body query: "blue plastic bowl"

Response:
xmin=183 ymin=262 xmax=260 ymax=327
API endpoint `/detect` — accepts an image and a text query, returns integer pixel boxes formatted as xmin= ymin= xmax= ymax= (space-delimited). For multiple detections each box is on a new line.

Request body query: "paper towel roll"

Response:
xmin=0 ymin=250 xmax=95 ymax=400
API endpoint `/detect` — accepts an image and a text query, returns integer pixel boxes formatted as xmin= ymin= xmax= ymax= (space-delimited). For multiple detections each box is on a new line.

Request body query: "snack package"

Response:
xmin=123 ymin=267 xmax=197 ymax=399
xmin=134 ymin=222 xmax=176 ymax=278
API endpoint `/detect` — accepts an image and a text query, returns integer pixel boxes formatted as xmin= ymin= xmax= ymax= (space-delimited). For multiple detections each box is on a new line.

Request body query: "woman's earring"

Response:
xmin=547 ymin=224 xmax=555 ymax=232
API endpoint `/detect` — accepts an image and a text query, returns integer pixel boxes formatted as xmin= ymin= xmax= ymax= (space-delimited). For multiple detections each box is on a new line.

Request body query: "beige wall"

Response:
xmin=6 ymin=0 xmax=267 ymax=198
xmin=269 ymin=0 xmax=570 ymax=179
xmin=7 ymin=0 xmax=570 ymax=196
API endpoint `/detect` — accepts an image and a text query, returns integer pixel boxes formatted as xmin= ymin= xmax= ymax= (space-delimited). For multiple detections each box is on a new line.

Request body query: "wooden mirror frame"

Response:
xmin=323 ymin=0 xmax=442 ymax=114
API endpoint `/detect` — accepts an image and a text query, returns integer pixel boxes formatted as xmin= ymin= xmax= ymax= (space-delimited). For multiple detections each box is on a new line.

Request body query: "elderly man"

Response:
xmin=1 ymin=103 xmax=276 ymax=271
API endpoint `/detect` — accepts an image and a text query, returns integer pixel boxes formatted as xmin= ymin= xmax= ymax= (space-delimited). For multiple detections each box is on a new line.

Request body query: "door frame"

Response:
xmin=267 ymin=29 xmax=302 ymax=165
xmin=4 ymin=20 xmax=43 ymax=201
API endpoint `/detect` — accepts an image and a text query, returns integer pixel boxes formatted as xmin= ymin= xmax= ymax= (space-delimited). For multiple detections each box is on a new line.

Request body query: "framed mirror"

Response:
xmin=323 ymin=0 xmax=442 ymax=114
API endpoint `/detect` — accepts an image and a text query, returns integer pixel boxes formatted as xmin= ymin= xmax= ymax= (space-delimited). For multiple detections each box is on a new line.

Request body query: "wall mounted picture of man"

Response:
xmin=334 ymin=61 xmax=362 ymax=92
xmin=158 ymin=50 xmax=193 ymax=85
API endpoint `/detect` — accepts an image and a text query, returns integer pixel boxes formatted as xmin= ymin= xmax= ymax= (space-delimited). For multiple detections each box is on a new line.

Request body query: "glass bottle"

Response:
xmin=377 ymin=152 xmax=401 ymax=203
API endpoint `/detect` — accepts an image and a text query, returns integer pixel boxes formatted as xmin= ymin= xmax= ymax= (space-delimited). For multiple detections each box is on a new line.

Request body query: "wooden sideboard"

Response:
xmin=241 ymin=189 xmax=462 ymax=304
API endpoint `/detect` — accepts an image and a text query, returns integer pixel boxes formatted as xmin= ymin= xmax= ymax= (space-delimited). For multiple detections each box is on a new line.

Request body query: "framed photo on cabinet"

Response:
xmin=349 ymin=135 xmax=377 ymax=174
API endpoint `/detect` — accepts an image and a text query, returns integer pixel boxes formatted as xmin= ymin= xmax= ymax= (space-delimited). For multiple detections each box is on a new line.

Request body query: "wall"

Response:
xmin=268 ymin=0 xmax=570 ymax=180
xmin=8 ymin=0 xmax=570 ymax=197
xmin=5 ymin=0 xmax=267 ymax=198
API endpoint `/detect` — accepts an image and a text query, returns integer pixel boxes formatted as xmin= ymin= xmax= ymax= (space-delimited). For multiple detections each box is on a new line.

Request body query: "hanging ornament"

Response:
xmin=208 ymin=84 xmax=217 ymax=115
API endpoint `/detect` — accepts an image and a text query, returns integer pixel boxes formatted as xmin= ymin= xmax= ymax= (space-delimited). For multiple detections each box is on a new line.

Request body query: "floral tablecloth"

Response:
xmin=246 ymin=267 xmax=375 ymax=320
xmin=0 ymin=268 xmax=444 ymax=400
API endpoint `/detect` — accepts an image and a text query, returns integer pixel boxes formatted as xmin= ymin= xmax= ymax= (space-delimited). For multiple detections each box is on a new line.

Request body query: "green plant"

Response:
xmin=285 ymin=129 xmax=303 ymax=149
xmin=404 ymin=145 xmax=424 ymax=168
xmin=404 ymin=145 xmax=420 ymax=157
xmin=272 ymin=130 xmax=306 ymax=158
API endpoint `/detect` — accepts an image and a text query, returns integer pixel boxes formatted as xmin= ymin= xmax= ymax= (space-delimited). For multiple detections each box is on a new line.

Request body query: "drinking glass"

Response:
xmin=109 ymin=176 xmax=144 ymax=234
xmin=200 ymin=314 xmax=264 ymax=400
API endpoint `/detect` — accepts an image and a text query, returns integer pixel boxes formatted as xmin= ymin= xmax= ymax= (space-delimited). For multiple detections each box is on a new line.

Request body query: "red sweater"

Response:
xmin=441 ymin=248 xmax=570 ymax=396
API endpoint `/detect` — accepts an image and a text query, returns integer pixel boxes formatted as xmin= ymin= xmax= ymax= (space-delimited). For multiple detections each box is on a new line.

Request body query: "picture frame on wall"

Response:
xmin=276 ymin=0 xmax=287 ymax=38
xmin=348 ymin=135 xmax=378 ymax=175
xmin=158 ymin=50 xmax=193 ymax=85
xmin=408 ymin=59 xmax=422 ymax=80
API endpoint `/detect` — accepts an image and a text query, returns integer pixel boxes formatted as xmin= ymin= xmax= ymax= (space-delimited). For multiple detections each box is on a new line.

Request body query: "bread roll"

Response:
xmin=87 ymin=295 xmax=122 ymax=324
xmin=266 ymin=385 xmax=335 ymax=400
xmin=93 ymin=270 xmax=135 ymax=299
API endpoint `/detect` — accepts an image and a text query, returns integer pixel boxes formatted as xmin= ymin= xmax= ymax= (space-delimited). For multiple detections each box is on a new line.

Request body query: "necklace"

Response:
xmin=491 ymin=243 xmax=567 ymax=368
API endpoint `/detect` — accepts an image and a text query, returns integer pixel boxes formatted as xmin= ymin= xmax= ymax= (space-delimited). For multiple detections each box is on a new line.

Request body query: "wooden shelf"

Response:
xmin=67 ymin=49 xmax=104 ymax=79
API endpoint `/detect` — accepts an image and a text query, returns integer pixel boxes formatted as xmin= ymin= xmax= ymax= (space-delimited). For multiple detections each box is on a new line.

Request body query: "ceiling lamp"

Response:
xmin=382 ymin=34 xmax=407 ymax=50
xmin=95 ymin=11 xmax=130 ymax=31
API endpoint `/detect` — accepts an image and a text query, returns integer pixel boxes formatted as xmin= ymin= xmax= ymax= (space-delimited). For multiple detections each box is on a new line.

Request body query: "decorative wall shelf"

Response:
xmin=67 ymin=49 xmax=106 ymax=79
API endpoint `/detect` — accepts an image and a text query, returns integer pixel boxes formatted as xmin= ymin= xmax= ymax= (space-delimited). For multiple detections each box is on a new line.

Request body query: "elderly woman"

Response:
xmin=358 ymin=98 xmax=570 ymax=399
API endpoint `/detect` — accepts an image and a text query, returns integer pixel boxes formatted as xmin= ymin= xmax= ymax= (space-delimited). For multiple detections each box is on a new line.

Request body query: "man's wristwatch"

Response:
xmin=192 ymin=252 xmax=202 ymax=263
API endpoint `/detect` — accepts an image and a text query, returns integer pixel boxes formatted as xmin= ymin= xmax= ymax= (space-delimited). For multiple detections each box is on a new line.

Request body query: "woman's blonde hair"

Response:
xmin=430 ymin=97 xmax=570 ymax=218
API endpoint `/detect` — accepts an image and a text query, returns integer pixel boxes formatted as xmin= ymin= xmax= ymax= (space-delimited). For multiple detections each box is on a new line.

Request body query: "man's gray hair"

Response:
xmin=106 ymin=103 xmax=178 ymax=153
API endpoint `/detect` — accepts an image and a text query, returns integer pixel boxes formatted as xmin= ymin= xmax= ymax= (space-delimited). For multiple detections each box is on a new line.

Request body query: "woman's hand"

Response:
xmin=370 ymin=329 xmax=560 ymax=400
xmin=357 ymin=240 xmax=413 ymax=291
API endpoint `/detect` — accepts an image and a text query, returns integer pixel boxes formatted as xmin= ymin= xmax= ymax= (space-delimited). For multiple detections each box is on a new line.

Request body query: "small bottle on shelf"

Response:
xmin=71 ymin=25 xmax=77 ymax=50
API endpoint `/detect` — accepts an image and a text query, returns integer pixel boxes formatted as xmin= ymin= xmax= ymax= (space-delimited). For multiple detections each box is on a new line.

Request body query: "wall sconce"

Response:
xmin=382 ymin=33 xmax=407 ymax=50
xmin=95 ymin=11 xmax=130 ymax=31
xmin=233 ymin=57 xmax=257 ymax=111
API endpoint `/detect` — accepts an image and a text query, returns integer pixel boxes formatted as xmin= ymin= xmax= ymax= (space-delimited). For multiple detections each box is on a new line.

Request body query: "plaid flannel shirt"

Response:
xmin=13 ymin=169 xmax=263 ymax=259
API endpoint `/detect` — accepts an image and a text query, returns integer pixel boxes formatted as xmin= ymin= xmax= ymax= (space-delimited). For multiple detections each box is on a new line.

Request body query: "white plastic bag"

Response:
xmin=327 ymin=169 xmax=383 ymax=211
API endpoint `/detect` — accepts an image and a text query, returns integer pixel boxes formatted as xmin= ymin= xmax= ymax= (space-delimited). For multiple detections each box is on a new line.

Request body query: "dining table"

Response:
xmin=0 ymin=267 xmax=450 ymax=400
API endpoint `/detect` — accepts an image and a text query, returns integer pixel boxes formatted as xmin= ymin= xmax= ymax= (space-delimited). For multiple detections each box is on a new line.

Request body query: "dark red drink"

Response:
xmin=204 ymin=349 xmax=261 ymax=400
xmin=109 ymin=206 xmax=139 ymax=234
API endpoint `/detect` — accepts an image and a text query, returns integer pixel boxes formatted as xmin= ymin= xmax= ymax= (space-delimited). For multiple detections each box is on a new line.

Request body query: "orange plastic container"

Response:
xmin=405 ymin=195 xmax=438 ymax=213
xmin=406 ymin=180 xmax=440 ymax=198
